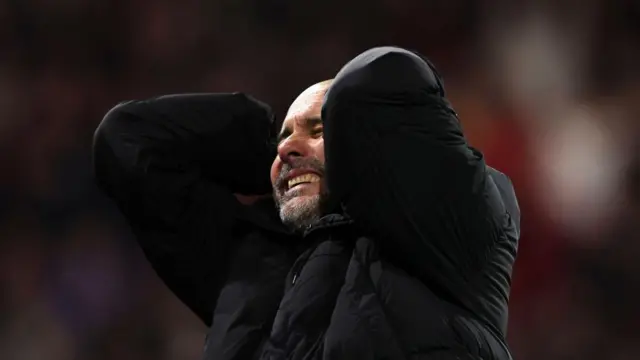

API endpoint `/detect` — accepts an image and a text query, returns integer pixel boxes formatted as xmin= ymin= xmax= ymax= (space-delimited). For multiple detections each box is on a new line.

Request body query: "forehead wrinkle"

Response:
xmin=280 ymin=81 xmax=331 ymax=134
xmin=295 ymin=116 xmax=313 ymax=128
xmin=281 ymin=115 xmax=321 ymax=132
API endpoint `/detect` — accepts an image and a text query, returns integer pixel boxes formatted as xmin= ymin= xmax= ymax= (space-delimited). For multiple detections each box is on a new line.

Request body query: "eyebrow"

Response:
xmin=277 ymin=117 xmax=323 ymax=143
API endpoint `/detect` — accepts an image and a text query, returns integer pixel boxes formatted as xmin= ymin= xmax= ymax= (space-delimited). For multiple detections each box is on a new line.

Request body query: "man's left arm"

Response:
xmin=322 ymin=47 xmax=520 ymax=298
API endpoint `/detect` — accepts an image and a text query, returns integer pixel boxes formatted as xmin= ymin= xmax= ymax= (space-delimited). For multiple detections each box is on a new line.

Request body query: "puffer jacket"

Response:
xmin=93 ymin=46 xmax=520 ymax=360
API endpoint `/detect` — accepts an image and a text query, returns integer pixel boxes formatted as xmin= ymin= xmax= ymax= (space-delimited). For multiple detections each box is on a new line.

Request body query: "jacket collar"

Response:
xmin=303 ymin=213 xmax=354 ymax=237
xmin=247 ymin=197 xmax=354 ymax=238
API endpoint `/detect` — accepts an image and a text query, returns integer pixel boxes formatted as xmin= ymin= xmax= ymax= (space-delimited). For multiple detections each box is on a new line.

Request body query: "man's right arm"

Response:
xmin=92 ymin=93 xmax=277 ymax=325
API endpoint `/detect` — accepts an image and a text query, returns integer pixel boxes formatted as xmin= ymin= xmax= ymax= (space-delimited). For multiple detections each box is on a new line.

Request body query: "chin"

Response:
xmin=279 ymin=194 xmax=322 ymax=233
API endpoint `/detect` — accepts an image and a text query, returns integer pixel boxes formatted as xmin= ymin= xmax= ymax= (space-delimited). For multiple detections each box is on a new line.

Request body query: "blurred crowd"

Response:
xmin=1 ymin=0 xmax=639 ymax=359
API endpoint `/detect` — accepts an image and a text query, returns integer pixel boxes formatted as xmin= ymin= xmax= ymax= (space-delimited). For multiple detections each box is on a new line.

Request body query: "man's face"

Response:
xmin=270 ymin=81 xmax=331 ymax=233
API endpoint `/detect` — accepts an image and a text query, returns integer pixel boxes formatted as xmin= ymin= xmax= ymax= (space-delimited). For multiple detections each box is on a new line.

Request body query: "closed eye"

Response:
xmin=276 ymin=117 xmax=323 ymax=144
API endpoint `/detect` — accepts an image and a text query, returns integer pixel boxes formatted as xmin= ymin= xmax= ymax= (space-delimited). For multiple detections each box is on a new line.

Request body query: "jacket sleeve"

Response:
xmin=322 ymin=47 xmax=520 ymax=302
xmin=92 ymin=93 xmax=277 ymax=325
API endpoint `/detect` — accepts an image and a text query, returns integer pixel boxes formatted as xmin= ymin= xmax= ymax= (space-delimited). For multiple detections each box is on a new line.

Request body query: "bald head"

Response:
xmin=285 ymin=80 xmax=333 ymax=120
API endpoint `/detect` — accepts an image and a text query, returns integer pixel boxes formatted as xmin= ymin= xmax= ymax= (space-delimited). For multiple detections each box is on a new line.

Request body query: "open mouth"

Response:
xmin=287 ymin=173 xmax=321 ymax=190
xmin=280 ymin=166 xmax=322 ymax=193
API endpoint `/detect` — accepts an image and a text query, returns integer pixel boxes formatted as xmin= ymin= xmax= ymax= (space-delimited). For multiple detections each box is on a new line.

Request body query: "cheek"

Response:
xmin=270 ymin=158 xmax=281 ymax=187
xmin=314 ymin=139 xmax=325 ymax=163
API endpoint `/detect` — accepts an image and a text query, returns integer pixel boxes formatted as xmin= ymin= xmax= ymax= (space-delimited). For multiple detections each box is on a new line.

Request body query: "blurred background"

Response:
xmin=1 ymin=0 xmax=639 ymax=359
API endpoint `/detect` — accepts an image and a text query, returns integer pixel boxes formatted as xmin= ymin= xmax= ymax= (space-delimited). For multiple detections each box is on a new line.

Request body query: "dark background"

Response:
xmin=1 ymin=0 xmax=639 ymax=359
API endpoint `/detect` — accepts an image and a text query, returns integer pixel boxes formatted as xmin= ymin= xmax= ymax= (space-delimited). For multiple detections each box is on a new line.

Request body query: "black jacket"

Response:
xmin=93 ymin=47 xmax=520 ymax=360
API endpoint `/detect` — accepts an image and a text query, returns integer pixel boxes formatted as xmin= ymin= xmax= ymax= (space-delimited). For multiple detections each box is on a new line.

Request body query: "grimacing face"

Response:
xmin=270 ymin=80 xmax=332 ymax=233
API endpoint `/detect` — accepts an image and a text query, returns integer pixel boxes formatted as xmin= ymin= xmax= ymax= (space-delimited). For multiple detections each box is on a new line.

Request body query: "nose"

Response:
xmin=277 ymin=135 xmax=311 ymax=164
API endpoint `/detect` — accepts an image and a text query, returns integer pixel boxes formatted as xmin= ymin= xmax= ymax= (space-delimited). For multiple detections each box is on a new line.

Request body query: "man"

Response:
xmin=93 ymin=47 xmax=520 ymax=359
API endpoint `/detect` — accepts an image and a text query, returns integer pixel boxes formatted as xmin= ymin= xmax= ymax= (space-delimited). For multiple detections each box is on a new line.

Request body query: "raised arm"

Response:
xmin=93 ymin=93 xmax=278 ymax=325
xmin=321 ymin=47 xmax=520 ymax=330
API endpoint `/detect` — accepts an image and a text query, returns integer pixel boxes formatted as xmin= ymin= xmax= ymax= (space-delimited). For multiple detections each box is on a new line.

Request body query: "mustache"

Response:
xmin=275 ymin=157 xmax=325 ymax=191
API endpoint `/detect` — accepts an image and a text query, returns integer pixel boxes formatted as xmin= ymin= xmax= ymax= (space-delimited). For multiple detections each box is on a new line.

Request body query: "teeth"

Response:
xmin=287 ymin=174 xmax=320 ymax=189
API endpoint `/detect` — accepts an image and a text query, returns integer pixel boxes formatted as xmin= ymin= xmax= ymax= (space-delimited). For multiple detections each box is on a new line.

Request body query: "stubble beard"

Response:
xmin=273 ymin=158 xmax=327 ymax=234
xmin=277 ymin=191 xmax=323 ymax=234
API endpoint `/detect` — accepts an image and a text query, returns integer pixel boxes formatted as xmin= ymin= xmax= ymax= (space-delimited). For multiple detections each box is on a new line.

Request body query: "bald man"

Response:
xmin=93 ymin=47 xmax=520 ymax=360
